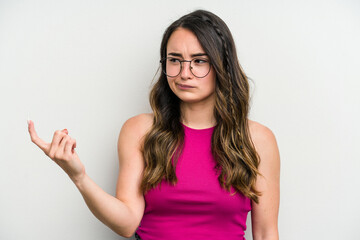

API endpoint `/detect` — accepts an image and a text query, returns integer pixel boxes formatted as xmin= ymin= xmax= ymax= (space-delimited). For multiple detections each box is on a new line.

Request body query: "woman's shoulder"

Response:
xmin=125 ymin=113 xmax=154 ymax=125
xmin=247 ymin=119 xmax=278 ymax=156
xmin=248 ymin=119 xmax=275 ymax=139
xmin=121 ymin=113 xmax=154 ymax=139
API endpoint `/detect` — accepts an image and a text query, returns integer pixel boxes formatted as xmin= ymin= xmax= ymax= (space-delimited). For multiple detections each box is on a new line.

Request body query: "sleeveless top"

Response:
xmin=135 ymin=123 xmax=252 ymax=239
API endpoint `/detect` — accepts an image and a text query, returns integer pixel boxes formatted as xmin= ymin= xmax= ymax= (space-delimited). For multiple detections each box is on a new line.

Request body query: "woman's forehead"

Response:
xmin=166 ymin=28 xmax=206 ymax=56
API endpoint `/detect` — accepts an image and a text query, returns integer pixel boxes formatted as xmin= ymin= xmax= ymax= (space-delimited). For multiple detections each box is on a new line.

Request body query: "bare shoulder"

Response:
xmin=119 ymin=113 xmax=154 ymax=149
xmin=121 ymin=113 xmax=154 ymax=139
xmin=247 ymin=119 xmax=280 ymax=167
xmin=248 ymin=119 xmax=276 ymax=143
xmin=248 ymin=119 xmax=278 ymax=149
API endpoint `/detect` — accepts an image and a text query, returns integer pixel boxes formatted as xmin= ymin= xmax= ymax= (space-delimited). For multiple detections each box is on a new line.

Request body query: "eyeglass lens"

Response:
xmin=164 ymin=57 xmax=210 ymax=78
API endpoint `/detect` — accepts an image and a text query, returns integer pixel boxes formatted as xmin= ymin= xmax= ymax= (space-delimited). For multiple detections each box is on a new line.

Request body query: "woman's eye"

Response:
xmin=193 ymin=59 xmax=208 ymax=64
xmin=168 ymin=58 xmax=181 ymax=63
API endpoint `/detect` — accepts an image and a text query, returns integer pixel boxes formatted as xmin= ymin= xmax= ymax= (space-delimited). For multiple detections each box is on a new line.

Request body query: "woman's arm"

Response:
xmin=249 ymin=121 xmax=280 ymax=240
xmin=72 ymin=174 xmax=139 ymax=238
xmin=27 ymin=114 xmax=149 ymax=238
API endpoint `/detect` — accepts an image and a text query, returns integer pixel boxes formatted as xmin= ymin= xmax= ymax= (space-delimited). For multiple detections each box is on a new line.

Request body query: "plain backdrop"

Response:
xmin=0 ymin=0 xmax=359 ymax=239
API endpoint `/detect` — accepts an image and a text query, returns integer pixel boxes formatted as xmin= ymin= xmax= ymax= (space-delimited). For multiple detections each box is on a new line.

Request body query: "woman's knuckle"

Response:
xmin=48 ymin=152 xmax=54 ymax=159
xmin=54 ymin=151 xmax=62 ymax=159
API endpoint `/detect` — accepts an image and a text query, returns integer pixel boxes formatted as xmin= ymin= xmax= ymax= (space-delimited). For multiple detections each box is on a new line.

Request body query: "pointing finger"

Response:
xmin=28 ymin=120 xmax=49 ymax=152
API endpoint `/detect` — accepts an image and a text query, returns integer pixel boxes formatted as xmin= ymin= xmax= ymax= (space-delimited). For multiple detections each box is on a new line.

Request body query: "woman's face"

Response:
xmin=166 ymin=28 xmax=216 ymax=105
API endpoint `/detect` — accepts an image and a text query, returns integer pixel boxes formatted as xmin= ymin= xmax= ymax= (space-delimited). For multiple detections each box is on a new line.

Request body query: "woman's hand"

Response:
xmin=27 ymin=120 xmax=85 ymax=183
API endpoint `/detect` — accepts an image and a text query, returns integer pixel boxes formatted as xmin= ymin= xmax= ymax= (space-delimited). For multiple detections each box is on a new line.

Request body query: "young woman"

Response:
xmin=28 ymin=10 xmax=280 ymax=240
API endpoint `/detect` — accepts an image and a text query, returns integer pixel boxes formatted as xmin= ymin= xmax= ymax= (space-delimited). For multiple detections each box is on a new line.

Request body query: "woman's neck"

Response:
xmin=180 ymin=100 xmax=217 ymax=129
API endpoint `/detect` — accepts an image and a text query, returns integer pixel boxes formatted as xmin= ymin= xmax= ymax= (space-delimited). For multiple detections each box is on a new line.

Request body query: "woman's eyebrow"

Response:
xmin=168 ymin=52 xmax=182 ymax=57
xmin=191 ymin=53 xmax=207 ymax=57
xmin=168 ymin=52 xmax=208 ymax=58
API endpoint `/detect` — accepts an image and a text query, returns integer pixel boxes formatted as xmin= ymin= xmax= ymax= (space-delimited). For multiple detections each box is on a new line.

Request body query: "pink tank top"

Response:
xmin=136 ymin=123 xmax=252 ymax=239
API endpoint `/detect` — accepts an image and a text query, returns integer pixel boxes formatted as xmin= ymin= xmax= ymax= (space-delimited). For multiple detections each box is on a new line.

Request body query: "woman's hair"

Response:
xmin=140 ymin=9 xmax=261 ymax=203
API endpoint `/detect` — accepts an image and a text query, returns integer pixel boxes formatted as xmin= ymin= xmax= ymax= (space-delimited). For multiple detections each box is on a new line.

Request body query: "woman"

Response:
xmin=28 ymin=10 xmax=280 ymax=240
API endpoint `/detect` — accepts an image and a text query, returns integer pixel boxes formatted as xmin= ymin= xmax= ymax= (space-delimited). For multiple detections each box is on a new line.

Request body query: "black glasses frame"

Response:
xmin=160 ymin=57 xmax=211 ymax=78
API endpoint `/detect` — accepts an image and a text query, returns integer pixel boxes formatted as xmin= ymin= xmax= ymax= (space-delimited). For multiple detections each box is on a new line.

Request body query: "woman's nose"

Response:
xmin=180 ymin=61 xmax=193 ymax=79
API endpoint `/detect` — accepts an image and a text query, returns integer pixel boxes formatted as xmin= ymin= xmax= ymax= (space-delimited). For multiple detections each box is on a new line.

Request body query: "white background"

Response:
xmin=0 ymin=0 xmax=359 ymax=239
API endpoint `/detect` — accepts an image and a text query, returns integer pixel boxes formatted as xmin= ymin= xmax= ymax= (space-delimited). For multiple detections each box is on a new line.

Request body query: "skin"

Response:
xmin=28 ymin=27 xmax=280 ymax=239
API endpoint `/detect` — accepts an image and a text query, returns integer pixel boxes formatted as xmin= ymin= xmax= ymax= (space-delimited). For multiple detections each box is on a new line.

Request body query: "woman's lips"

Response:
xmin=177 ymin=83 xmax=194 ymax=89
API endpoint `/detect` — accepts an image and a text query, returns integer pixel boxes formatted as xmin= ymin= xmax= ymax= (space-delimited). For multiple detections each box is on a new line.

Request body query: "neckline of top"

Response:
xmin=181 ymin=122 xmax=216 ymax=131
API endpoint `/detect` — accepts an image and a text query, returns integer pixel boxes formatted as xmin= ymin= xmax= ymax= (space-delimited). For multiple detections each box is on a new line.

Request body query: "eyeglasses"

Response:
xmin=160 ymin=57 xmax=211 ymax=78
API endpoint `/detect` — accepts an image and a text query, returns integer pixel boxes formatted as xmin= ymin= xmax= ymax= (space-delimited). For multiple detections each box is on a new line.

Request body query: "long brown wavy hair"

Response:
xmin=140 ymin=10 xmax=261 ymax=203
